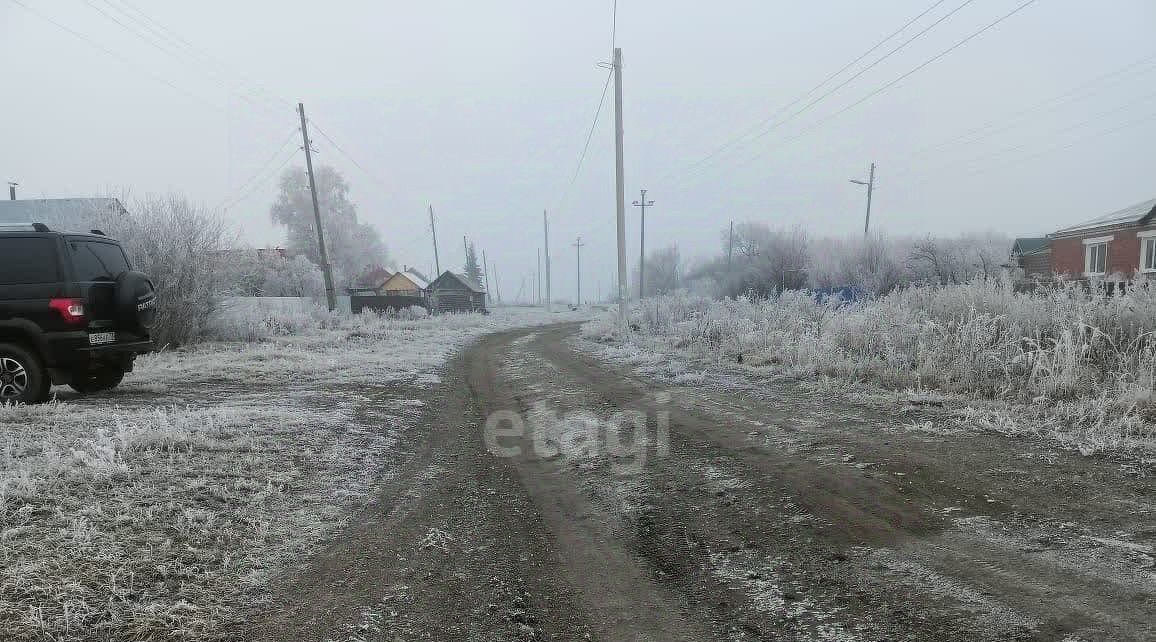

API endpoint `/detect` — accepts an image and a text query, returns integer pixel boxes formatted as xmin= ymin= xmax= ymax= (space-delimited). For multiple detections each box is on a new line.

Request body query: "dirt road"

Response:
xmin=245 ymin=323 xmax=1155 ymax=642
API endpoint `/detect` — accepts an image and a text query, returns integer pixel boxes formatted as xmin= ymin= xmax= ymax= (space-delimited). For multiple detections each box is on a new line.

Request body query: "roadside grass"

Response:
xmin=0 ymin=306 xmax=583 ymax=640
xmin=582 ymin=282 xmax=1156 ymax=459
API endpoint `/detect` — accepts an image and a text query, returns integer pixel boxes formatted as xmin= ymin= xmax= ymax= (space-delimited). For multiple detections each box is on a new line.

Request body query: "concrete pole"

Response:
xmin=543 ymin=210 xmax=552 ymax=312
xmin=613 ymin=47 xmax=628 ymax=330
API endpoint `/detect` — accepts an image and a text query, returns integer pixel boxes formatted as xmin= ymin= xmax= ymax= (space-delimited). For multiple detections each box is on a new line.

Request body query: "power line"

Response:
xmin=101 ymin=0 xmax=293 ymax=110
xmin=610 ymin=0 xmax=619 ymax=58
xmin=660 ymin=0 xmax=960 ymax=182
xmin=305 ymin=121 xmax=401 ymax=202
xmin=553 ymin=0 xmax=620 ymax=215
xmin=219 ymin=146 xmax=299 ymax=212
xmin=737 ymin=49 xmax=1156 ymax=183
xmin=8 ymin=0 xmax=236 ymax=114
xmin=898 ymin=50 xmax=1156 ymax=163
xmin=217 ymin=128 xmax=301 ymax=209
xmin=78 ymin=0 xmax=278 ymax=114
xmin=689 ymin=0 xmax=1042 ymax=182
xmin=903 ymin=102 xmax=1156 ymax=187
xmin=554 ymin=70 xmax=614 ymax=214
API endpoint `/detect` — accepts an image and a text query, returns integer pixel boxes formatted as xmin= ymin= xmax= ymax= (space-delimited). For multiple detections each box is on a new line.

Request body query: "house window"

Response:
xmin=1085 ymin=242 xmax=1107 ymax=276
xmin=1081 ymin=235 xmax=1113 ymax=277
xmin=1141 ymin=235 xmax=1156 ymax=272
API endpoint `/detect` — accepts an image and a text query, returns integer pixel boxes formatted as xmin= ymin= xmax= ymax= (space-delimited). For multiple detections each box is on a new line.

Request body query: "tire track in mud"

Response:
xmin=521 ymin=325 xmax=1153 ymax=641
xmin=240 ymin=323 xmax=1154 ymax=641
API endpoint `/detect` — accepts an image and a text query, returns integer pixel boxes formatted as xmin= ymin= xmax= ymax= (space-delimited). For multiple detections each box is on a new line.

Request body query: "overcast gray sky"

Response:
xmin=3 ymin=0 xmax=1154 ymax=301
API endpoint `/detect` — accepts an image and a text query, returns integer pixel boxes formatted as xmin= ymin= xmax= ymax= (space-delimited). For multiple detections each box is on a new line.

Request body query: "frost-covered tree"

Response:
xmin=270 ymin=165 xmax=388 ymax=286
xmin=463 ymin=241 xmax=483 ymax=285
xmin=262 ymin=254 xmax=326 ymax=297
xmin=633 ymin=245 xmax=683 ymax=297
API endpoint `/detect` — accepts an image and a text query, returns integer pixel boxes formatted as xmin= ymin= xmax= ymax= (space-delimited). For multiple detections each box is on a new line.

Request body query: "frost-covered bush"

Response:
xmin=205 ymin=298 xmax=339 ymax=342
xmin=608 ymin=280 xmax=1156 ymax=405
xmin=94 ymin=194 xmax=226 ymax=348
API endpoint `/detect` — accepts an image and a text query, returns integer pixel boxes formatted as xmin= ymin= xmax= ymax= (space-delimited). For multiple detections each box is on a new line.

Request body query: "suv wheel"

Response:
xmin=0 ymin=343 xmax=51 ymax=404
xmin=70 ymin=367 xmax=126 ymax=394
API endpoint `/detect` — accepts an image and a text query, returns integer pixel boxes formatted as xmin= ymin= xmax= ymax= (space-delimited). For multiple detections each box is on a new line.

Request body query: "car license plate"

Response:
xmin=88 ymin=332 xmax=116 ymax=346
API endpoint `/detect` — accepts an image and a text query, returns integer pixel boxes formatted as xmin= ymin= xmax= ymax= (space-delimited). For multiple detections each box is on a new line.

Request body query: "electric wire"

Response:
xmin=101 ymin=0 xmax=294 ymax=110
xmin=8 ymin=0 xmax=235 ymax=114
xmin=682 ymin=0 xmax=1043 ymax=184
xmin=661 ymin=0 xmax=960 ymax=182
xmin=217 ymin=128 xmax=301 ymax=210
xmin=79 ymin=0 xmax=278 ymax=114
xmin=220 ymin=146 xmax=300 ymax=212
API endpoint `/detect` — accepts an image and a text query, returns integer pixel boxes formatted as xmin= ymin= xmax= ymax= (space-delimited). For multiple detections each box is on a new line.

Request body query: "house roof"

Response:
xmin=402 ymin=270 xmax=430 ymax=290
xmin=1011 ymin=237 xmax=1049 ymax=255
xmin=1051 ymin=197 xmax=1156 ymax=237
xmin=381 ymin=270 xmax=429 ymax=291
xmin=0 ymin=198 xmax=126 ymax=233
xmin=430 ymin=271 xmax=485 ymax=293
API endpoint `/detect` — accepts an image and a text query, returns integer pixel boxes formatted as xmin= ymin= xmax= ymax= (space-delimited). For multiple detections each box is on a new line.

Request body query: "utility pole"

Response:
xmin=298 ymin=103 xmax=337 ymax=312
xmin=613 ymin=47 xmax=628 ymax=329
xmin=543 ymin=210 xmax=552 ymax=312
xmin=482 ymin=249 xmax=491 ymax=304
xmin=632 ymin=188 xmax=655 ymax=298
xmin=573 ymin=236 xmax=585 ymax=306
xmin=727 ymin=220 xmax=734 ymax=273
xmin=428 ymin=205 xmax=441 ymax=276
xmin=850 ymin=162 xmax=876 ymax=237
xmin=7 ymin=182 xmax=16 ymax=200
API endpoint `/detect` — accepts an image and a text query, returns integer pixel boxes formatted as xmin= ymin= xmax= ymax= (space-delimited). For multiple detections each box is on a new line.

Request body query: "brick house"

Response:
xmin=1049 ymin=197 xmax=1156 ymax=283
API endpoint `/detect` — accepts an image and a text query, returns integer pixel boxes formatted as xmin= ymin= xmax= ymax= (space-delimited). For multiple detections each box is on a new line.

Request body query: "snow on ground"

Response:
xmin=0 ymin=306 xmax=586 ymax=641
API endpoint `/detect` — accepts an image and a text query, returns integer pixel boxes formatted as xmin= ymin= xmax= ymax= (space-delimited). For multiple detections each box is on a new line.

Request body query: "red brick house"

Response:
xmin=1049 ymin=197 xmax=1156 ymax=282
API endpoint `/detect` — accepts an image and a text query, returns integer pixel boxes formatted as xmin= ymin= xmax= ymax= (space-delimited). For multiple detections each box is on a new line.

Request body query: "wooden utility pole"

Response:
xmin=543 ymin=210 xmax=552 ymax=312
xmin=428 ymin=205 xmax=441 ymax=276
xmin=613 ymin=47 xmax=628 ymax=328
xmin=482 ymin=249 xmax=491 ymax=304
xmin=573 ymin=236 xmax=585 ymax=306
xmin=632 ymin=188 xmax=654 ymax=298
xmin=298 ymin=103 xmax=337 ymax=311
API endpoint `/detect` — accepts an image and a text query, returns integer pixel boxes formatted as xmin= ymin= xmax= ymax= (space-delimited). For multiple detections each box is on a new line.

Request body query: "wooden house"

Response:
xmin=380 ymin=270 xmax=430 ymax=296
xmin=428 ymin=271 xmax=487 ymax=314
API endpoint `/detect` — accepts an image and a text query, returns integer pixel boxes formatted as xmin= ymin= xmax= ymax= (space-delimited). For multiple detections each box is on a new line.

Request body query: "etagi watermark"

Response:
xmin=484 ymin=392 xmax=671 ymax=473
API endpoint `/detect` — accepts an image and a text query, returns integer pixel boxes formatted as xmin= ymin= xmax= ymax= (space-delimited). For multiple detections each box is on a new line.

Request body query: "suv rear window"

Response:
xmin=70 ymin=240 xmax=131 ymax=281
xmin=0 ymin=237 xmax=61 ymax=284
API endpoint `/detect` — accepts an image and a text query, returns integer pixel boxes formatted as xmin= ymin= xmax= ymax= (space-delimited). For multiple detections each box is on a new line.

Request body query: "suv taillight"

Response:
xmin=49 ymin=298 xmax=87 ymax=325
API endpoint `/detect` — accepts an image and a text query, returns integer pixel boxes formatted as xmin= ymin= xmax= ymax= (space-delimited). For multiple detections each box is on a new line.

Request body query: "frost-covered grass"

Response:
xmin=0 ymin=306 xmax=583 ymax=640
xmin=584 ymin=281 xmax=1156 ymax=457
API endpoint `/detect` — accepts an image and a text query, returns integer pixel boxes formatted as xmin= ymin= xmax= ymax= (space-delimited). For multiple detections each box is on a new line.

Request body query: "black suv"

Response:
xmin=0 ymin=224 xmax=156 ymax=403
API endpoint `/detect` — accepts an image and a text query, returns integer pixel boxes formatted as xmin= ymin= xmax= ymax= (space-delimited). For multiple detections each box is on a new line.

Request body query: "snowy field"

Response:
xmin=0 ymin=306 xmax=586 ymax=640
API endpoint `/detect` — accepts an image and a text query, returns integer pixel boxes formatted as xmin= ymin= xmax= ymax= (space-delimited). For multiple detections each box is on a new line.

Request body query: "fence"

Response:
xmin=350 ymin=294 xmax=428 ymax=314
